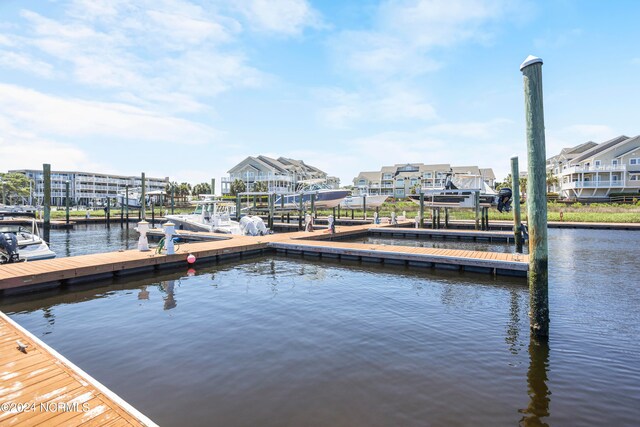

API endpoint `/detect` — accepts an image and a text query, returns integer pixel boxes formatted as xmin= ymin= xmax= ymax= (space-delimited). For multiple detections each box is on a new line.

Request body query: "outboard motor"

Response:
xmin=0 ymin=232 xmax=20 ymax=264
xmin=496 ymin=188 xmax=513 ymax=213
xmin=239 ymin=216 xmax=269 ymax=236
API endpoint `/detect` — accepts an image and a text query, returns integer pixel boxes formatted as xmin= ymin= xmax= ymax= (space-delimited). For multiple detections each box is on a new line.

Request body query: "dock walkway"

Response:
xmin=0 ymin=311 xmax=157 ymax=426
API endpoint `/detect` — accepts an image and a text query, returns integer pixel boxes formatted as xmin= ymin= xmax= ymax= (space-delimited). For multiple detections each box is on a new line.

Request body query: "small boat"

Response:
xmin=165 ymin=195 xmax=268 ymax=236
xmin=0 ymin=213 xmax=56 ymax=264
xmin=408 ymin=173 xmax=512 ymax=212
xmin=274 ymin=181 xmax=349 ymax=209
xmin=340 ymin=194 xmax=389 ymax=210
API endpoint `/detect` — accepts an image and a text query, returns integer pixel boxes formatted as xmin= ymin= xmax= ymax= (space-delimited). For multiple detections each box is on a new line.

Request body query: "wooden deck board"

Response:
xmin=0 ymin=312 xmax=156 ymax=426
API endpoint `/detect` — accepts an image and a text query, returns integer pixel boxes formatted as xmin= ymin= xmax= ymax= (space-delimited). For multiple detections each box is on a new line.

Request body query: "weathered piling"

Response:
xmin=106 ymin=197 xmax=111 ymax=227
xmin=125 ymin=185 xmax=130 ymax=223
xmin=65 ymin=180 xmax=70 ymax=225
xmin=141 ymin=172 xmax=146 ymax=220
xmin=211 ymin=178 xmax=216 ymax=195
xmin=363 ymin=194 xmax=367 ymax=220
xmin=311 ymin=193 xmax=316 ymax=218
xmin=43 ymin=163 xmax=51 ymax=232
xmin=521 ymin=55 xmax=549 ymax=338
xmin=474 ymin=190 xmax=480 ymax=230
xmin=511 ymin=156 xmax=523 ymax=253
xmin=236 ymin=195 xmax=242 ymax=221
xmin=419 ymin=192 xmax=425 ymax=228
xmin=170 ymin=183 xmax=175 ymax=214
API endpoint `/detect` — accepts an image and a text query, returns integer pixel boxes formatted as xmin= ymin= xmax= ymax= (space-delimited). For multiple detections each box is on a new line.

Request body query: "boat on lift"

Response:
xmin=340 ymin=193 xmax=389 ymax=210
xmin=408 ymin=172 xmax=512 ymax=212
xmin=0 ymin=212 xmax=56 ymax=264
xmin=274 ymin=180 xmax=349 ymax=209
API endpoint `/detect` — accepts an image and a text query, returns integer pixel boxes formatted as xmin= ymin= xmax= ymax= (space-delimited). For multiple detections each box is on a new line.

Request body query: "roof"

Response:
xmin=228 ymin=155 xmax=328 ymax=176
xmin=571 ymin=135 xmax=630 ymax=163
xmin=354 ymin=171 xmax=380 ymax=182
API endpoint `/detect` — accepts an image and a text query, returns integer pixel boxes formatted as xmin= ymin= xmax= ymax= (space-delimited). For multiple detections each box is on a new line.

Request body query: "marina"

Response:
xmin=1 ymin=228 xmax=639 ymax=426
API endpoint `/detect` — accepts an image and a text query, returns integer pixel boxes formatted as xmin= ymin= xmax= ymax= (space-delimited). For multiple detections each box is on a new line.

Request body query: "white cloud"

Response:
xmin=317 ymin=86 xmax=438 ymax=128
xmin=236 ymin=0 xmax=324 ymax=35
xmin=331 ymin=0 xmax=528 ymax=79
xmin=0 ymin=84 xmax=218 ymax=144
xmin=1 ymin=2 xmax=262 ymax=113
xmin=0 ymin=50 xmax=55 ymax=78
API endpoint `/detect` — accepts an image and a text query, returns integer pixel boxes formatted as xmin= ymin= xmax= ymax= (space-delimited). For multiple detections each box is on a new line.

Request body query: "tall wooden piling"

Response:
xmin=511 ymin=156 xmax=523 ymax=253
xmin=141 ymin=172 xmax=146 ymax=220
xmin=211 ymin=178 xmax=216 ymax=195
xmin=106 ymin=197 xmax=111 ymax=227
xmin=363 ymin=194 xmax=367 ymax=220
xmin=65 ymin=180 xmax=70 ymax=225
xmin=298 ymin=193 xmax=303 ymax=230
xmin=236 ymin=195 xmax=241 ymax=221
xmin=521 ymin=55 xmax=549 ymax=338
xmin=474 ymin=190 xmax=480 ymax=230
xmin=170 ymin=183 xmax=175 ymax=214
xmin=43 ymin=164 xmax=51 ymax=232
xmin=125 ymin=185 xmax=129 ymax=223
xmin=419 ymin=192 xmax=425 ymax=228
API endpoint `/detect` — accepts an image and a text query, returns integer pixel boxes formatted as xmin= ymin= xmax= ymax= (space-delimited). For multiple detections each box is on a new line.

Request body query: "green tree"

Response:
xmin=192 ymin=182 xmax=212 ymax=196
xmin=0 ymin=172 xmax=32 ymax=205
xmin=177 ymin=182 xmax=191 ymax=201
xmin=229 ymin=179 xmax=246 ymax=196
xmin=546 ymin=170 xmax=559 ymax=192
xmin=253 ymin=181 xmax=268 ymax=192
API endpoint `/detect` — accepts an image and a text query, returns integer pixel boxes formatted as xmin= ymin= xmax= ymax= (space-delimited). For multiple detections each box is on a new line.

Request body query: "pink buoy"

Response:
xmin=187 ymin=254 xmax=196 ymax=264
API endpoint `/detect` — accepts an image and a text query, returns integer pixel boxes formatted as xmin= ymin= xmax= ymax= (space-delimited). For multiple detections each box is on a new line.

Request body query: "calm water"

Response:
xmin=2 ymin=229 xmax=639 ymax=426
xmin=48 ymin=223 xmax=141 ymax=257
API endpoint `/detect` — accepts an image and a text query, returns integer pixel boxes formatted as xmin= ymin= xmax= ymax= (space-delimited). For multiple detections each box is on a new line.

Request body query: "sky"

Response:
xmin=1 ymin=0 xmax=639 ymax=191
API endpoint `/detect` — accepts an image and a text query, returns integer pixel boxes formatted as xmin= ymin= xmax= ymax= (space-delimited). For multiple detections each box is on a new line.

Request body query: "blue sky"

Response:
xmin=1 ymin=0 xmax=639 ymax=189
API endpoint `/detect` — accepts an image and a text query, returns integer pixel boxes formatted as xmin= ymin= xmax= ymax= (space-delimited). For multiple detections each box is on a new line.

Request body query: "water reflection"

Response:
xmin=506 ymin=289 xmax=521 ymax=355
xmin=520 ymin=336 xmax=551 ymax=426
xmin=138 ymin=285 xmax=150 ymax=300
xmin=159 ymin=280 xmax=177 ymax=310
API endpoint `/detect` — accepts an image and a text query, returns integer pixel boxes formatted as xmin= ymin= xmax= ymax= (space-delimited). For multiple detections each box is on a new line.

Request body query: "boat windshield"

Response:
xmin=0 ymin=225 xmax=24 ymax=233
xmin=297 ymin=183 xmax=332 ymax=192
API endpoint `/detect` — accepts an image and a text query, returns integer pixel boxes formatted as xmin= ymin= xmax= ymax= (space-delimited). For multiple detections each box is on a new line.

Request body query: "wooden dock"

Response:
xmin=368 ymin=227 xmax=516 ymax=242
xmin=0 ymin=311 xmax=157 ymax=426
xmin=0 ymin=222 xmax=527 ymax=295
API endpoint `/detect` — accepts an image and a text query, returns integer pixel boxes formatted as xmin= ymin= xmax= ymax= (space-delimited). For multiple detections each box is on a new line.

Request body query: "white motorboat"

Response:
xmin=274 ymin=181 xmax=349 ymax=209
xmin=0 ymin=213 xmax=56 ymax=263
xmin=408 ymin=173 xmax=513 ymax=212
xmin=165 ymin=195 xmax=268 ymax=236
xmin=340 ymin=194 xmax=389 ymax=210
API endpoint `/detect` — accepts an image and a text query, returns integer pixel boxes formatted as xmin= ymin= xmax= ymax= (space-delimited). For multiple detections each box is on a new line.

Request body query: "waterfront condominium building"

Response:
xmin=221 ymin=155 xmax=340 ymax=195
xmin=352 ymin=164 xmax=496 ymax=198
xmin=10 ymin=169 xmax=169 ymax=207
xmin=546 ymin=135 xmax=640 ymax=200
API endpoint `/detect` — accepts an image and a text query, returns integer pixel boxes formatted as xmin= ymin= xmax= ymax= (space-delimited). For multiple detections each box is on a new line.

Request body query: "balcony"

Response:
xmin=560 ymin=164 xmax=626 ymax=175
xmin=563 ymin=180 xmax=625 ymax=189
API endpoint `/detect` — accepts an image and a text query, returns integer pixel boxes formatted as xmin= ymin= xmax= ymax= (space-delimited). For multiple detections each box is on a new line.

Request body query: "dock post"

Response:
xmin=120 ymin=199 xmax=123 ymax=226
xmin=511 ymin=156 xmax=523 ymax=253
xmin=521 ymin=55 xmax=549 ymax=339
xmin=43 ymin=164 xmax=51 ymax=239
xmin=125 ymin=185 xmax=129 ymax=224
xmin=431 ymin=208 xmax=436 ymax=229
xmin=269 ymin=193 xmax=275 ymax=229
xmin=444 ymin=207 xmax=449 ymax=228
xmin=298 ymin=194 xmax=303 ymax=230
xmin=211 ymin=178 xmax=216 ymax=195
xmin=338 ymin=205 xmax=341 ymax=219
xmin=474 ymin=190 xmax=480 ymax=230
xmin=236 ymin=195 xmax=241 ymax=221
xmin=170 ymin=183 xmax=175 ymax=214
xmin=437 ymin=207 xmax=441 ymax=229
xmin=332 ymin=207 xmax=336 ymax=223
xmin=65 ymin=180 xmax=70 ymax=225
xmin=107 ymin=197 xmax=111 ymax=228
xmin=311 ymin=193 xmax=316 ymax=219
xmin=151 ymin=201 xmax=154 ymax=227
xmin=351 ymin=209 xmax=354 ymax=220
xmin=141 ymin=172 xmax=146 ymax=220
xmin=363 ymin=194 xmax=367 ymax=220
xmin=419 ymin=192 xmax=424 ymax=228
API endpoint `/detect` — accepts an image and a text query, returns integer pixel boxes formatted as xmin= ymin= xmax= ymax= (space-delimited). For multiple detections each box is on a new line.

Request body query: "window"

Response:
xmin=396 ymin=178 xmax=404 ymax=187
xmin=383 ymin=174 xmax=392 ymax=180
xmin=595 ymin=161 xmax=601 ymax=167
xmin=358 ymin=179 xmax=366 ymax=186
xmin=612 ymin=175 xmax=619 ymax=181
xmin=410 ymin=178 xmax=417 ymax=186
xmin=630 ymin=175 xmax=640 ymax=181
xmin=630 ymin=158 xmax=639 ymax=165
xmin=424 ymin=172 xmax=432 ymax=178
xmin=395 ymin=189 xmax=404 ymax=196
xmin=612 ymin=160 xmax=618 ymax=166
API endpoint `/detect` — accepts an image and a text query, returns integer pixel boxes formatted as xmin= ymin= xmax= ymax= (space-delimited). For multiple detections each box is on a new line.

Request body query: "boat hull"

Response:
xmin=275 ymin=190 xmax=349 ymax=209
xmin=340 ymin=195 xmax=388 ymax=210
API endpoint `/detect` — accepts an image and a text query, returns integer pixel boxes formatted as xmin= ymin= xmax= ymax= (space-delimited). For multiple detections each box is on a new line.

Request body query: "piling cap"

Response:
xmin=520 ymin=55 xmax=543 ymax=71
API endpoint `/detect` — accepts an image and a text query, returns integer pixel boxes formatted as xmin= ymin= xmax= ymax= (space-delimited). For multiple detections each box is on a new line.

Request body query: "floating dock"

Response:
xmin=0 ymin=311 xmax=157 ymax=426
xmin=0 ymin=222 xmax=528 ymax=295
xmin=368 ymin=227 xmax=516 ymax=242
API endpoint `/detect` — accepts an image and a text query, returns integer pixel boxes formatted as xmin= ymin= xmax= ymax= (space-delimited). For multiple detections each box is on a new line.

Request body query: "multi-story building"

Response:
xmin=353 ymin=163 xmax=496 ymax=198
xmin=547 ymin=135 xmax=640 ymax=199
xmin=221 ymin=155 xmax=339 ymax=194
xmin=10 ymin=169 xmax=169 ymax=206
